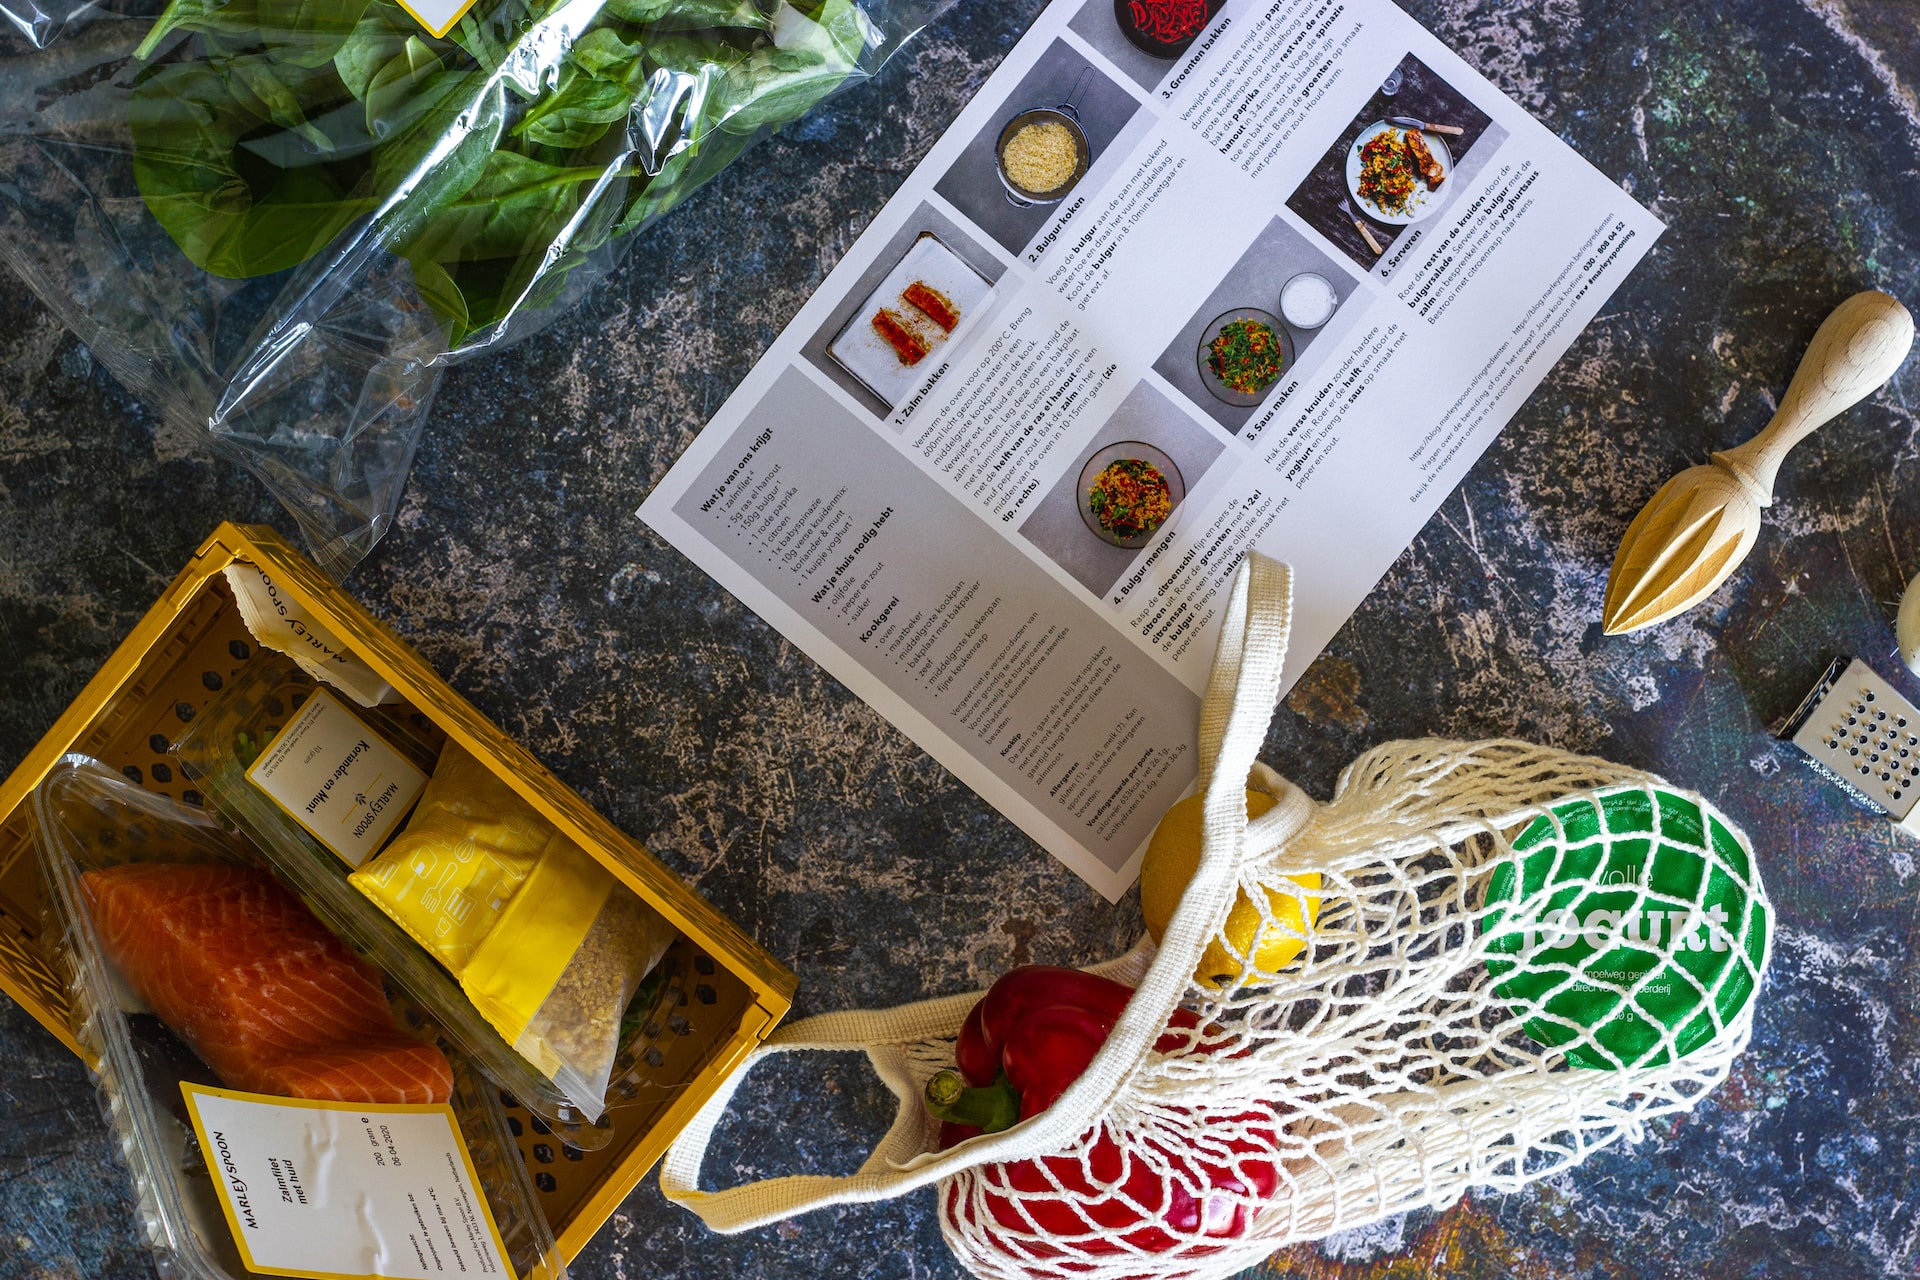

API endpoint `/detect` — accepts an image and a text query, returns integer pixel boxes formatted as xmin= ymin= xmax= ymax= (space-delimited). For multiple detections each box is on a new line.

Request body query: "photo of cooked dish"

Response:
xmin=826 ymin=231 xmax=993 ymax=409
xmin=1195 ymin=306 xmax=1294 ymax=407
xmin=1284 ymin=54 xmax=1499 ymax=272
xmin=1000 ymin=120 xmax=1081 ymax=195
xmin=872 ymin=308 xmax=930 ymax=365
xmin=867 ymin=280 xmax=960 ymax=368
xmin=1077 ymin=441 xmax=1186 ymax=548
xmin=1114 ymin=0 xmax=1217 ymax=58
xmin=934 ymin=42 xmax=1140 ymax=255
xmin=1151 ymin=218 xmax=1350 ymax=433
xmin=1088 ymin=458 xmax=1173 ymax=541
xmin=1209 ymin=316 xmax=1285 ymax=393
xmin=1346 ymin=121 xmax=1453 ymax=223
xmin=994 ymin=74 xmax=1094 ymax=208
xmin=903 ymin=280 xmax=959 ymax=331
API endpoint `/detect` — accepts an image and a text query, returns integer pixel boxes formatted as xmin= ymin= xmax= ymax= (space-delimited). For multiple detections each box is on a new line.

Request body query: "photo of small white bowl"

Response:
xmin=1280 ymin=272 xmax=1338 ymax=330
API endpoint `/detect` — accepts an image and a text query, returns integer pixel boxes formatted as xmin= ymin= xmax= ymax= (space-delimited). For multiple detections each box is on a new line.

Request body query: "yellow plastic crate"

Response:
xmin=0 ymin=522 xmax=795 ymax=1262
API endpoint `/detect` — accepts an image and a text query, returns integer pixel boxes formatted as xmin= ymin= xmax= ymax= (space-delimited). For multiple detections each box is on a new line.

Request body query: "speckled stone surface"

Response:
xmin=4 ymin=0 xmax=1920 ymax=1276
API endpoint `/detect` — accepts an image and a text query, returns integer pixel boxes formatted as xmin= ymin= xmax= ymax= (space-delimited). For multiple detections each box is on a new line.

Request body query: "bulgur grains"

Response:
xmin=1002 ymin=121 xmax=1078 ymax=193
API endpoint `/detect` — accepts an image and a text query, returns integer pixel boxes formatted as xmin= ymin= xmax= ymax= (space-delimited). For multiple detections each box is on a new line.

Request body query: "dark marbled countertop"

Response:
xmin=5 ymin=0 xmax=1920 ymax=1276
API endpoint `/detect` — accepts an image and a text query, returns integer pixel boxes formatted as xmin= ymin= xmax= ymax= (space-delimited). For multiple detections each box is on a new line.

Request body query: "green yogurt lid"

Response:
xmin=1482 ymin=787 xmax=1770 ymax=1070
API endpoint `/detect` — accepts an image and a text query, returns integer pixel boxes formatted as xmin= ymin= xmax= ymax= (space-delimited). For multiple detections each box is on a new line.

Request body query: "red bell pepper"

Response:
xmin=925 ymin=966 xmax=1280 ymax=1273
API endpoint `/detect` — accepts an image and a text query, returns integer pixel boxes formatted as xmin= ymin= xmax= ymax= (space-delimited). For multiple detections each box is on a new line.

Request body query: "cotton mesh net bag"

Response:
xmin=661 ymin=553 xmax=1773 ymax=1278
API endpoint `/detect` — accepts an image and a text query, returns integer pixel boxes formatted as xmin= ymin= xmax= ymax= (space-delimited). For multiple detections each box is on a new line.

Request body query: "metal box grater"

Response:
xmin=1779 ymin=656 xmax=1920 ymax=834
xmin=0 ymin=523 xmax=795 ymax=1261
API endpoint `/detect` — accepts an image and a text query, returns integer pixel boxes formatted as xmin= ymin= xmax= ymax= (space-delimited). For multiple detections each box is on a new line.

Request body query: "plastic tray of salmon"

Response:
xmin=32 ymin=753 xmax=567 ymax=1280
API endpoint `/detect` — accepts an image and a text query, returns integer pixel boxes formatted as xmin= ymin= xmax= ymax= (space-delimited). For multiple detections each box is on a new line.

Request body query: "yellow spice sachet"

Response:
xmin=348 ymin=744 xmax=550 ymax=971
xmin=348 ymin=743 xmax=673 ymax=1103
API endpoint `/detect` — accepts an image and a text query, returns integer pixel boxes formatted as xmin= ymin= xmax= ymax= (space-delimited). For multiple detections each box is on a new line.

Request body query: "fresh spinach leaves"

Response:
xmin=129 ymin=0 xmax=868 ymax=344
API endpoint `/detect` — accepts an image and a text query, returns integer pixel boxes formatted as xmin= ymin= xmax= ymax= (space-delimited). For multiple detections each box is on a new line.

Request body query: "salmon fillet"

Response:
xmin=84 ymin=863 xmax=453 ymax=1105
xmin=902 ymin=281 xmax=959 ymax=333
xmin=872 ymin=308 xmax=930 ymax=365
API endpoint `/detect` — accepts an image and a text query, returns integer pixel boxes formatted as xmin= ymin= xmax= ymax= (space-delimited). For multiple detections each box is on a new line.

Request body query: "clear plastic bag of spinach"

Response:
xmin=0 ymin=0 xmax=943 ymax=573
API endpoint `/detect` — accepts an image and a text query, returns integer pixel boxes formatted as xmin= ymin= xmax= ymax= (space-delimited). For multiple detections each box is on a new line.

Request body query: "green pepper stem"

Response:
xmin=923 ymin=1070 xmax=1020 ymax=1133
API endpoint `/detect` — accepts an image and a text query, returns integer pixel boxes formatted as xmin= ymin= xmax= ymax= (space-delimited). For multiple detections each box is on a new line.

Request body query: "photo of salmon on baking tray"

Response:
xmin=827 ymin=232 xmax=994 ymax=409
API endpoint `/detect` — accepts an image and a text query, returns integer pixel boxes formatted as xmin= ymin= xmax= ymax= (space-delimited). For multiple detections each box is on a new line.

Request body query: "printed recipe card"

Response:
xmin=641 ymin=0 xmax=1661 ymax=898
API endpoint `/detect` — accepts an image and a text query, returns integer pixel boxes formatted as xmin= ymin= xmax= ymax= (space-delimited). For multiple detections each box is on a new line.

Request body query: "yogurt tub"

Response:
xmin=1280 ymin=272 xmax=1338 ymax=329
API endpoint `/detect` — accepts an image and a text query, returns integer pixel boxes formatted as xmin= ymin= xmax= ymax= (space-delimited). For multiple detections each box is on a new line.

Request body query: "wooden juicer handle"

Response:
xmin=1602 ymin=289 xmax=1914 ymax=636
xmin=1712 ymin=290 xmax=1914 ymax=506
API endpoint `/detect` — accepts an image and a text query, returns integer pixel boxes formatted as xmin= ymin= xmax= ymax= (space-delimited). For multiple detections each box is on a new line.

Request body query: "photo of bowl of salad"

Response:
xmin=1346 ymin=120 xmax=1453 ymax=224
xmin=1078 ymin=441 xmax=1185 ymax=548
xmin=1196 ymin=307 xmax=1294 ymax=407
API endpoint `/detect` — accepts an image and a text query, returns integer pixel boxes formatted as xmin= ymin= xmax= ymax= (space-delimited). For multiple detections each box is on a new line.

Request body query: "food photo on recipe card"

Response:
xmin=639 ymin=0 xmax=1662 ymax=901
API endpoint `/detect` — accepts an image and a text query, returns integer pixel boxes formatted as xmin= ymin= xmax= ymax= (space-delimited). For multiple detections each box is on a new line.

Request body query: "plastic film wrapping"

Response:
xmin=0 ymin=0 xmax=951 ymax=573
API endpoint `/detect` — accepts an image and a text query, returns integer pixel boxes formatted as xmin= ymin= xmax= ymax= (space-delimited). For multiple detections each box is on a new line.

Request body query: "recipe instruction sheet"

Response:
xmin=640 ymin=0 xmax=1661 ymax=899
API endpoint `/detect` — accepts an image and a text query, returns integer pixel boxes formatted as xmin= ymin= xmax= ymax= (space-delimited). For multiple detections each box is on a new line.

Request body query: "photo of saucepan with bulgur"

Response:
xmin=933 ymin=40 xmax=1143 ymax=256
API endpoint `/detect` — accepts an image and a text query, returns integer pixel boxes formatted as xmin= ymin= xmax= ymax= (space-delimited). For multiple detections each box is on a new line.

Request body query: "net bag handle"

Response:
xmin=659 ymin=553 xmax=1312 ymax=1232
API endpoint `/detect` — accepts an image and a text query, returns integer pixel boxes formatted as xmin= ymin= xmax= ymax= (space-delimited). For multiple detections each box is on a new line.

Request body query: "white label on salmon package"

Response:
xmin=247 ymin=688 xmax=427 ymax=869
xmin=178 ymin=1084 xmax=511 ymax=1280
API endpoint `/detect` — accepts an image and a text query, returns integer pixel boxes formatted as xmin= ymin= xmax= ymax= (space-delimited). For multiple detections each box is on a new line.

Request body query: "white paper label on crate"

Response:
xmin=247 ymin=688 xmax=428 ymax=869
xmin=179 ymin=1083 xmax=512 ymax=1280
xmin=225 ymin=564 xmax=399 ymax=707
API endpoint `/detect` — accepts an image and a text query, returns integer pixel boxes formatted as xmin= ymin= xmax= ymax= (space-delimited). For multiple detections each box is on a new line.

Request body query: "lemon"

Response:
xmin=1140 ymin=790 xmax=1321 ymax=987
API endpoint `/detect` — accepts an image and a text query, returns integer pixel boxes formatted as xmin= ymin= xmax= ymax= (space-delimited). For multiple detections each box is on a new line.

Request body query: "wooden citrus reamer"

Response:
xmin=1602 ymin=290 xmax=1915 ymax=635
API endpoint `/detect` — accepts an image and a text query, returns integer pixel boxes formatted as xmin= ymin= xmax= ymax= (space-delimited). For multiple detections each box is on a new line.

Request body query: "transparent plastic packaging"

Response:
xmin=512 ymin=883 xmax=674 ymax=1097
xmin=174 ymin=655 xmax=663 ymax=1136
xmin=0 ymin=0 xmax=954 ymax=575
xmin=31 ymin=754 xmax=565 ymax=1280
